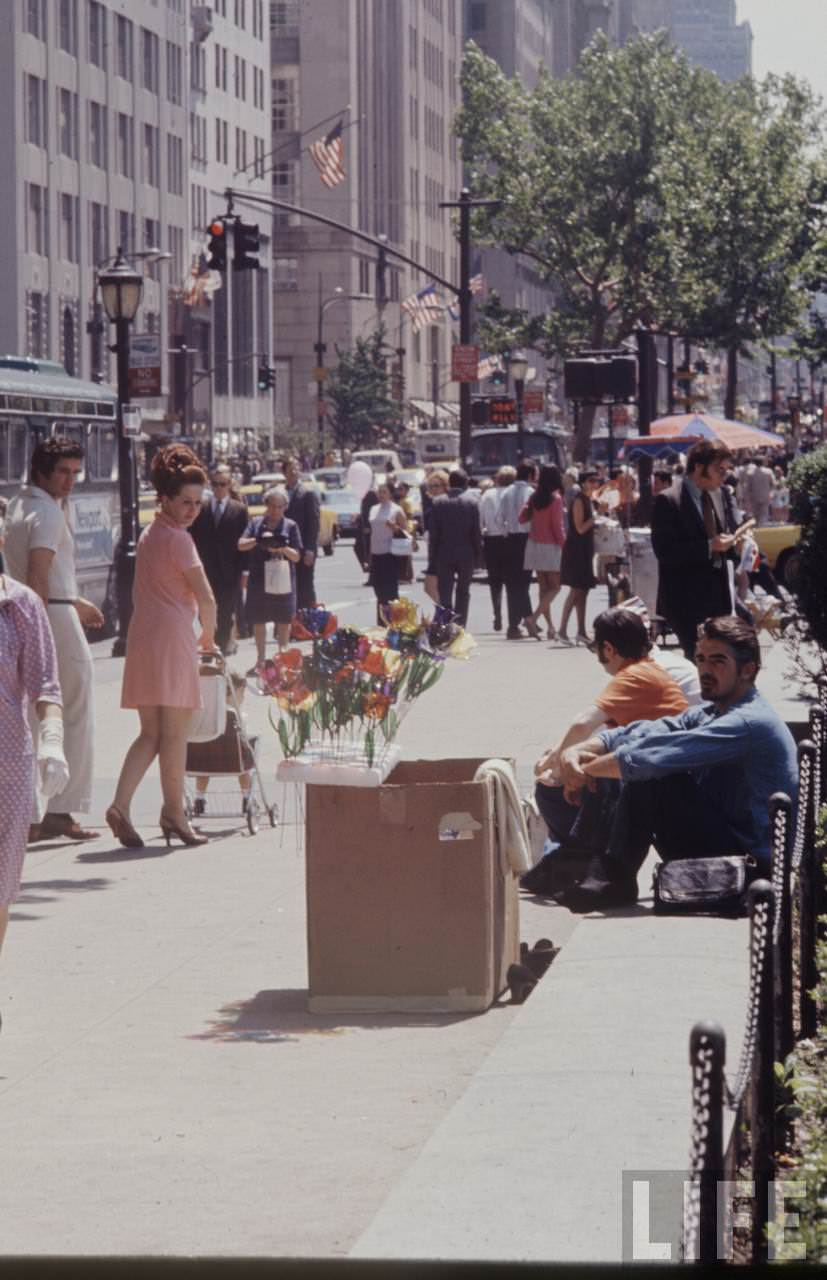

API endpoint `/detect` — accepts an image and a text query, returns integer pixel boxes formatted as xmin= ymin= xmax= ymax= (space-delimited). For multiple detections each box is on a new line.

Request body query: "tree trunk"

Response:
xmin=725 ymin=345 xmax=738 ymax=420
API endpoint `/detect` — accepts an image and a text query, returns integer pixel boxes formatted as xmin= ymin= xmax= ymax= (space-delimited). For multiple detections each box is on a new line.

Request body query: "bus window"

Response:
xmin=9 ymin=421 xmax=28 ymax=483
xmin=0 ymin=420 xmax=6 ymax=480
xmin=90 ymin=425 xmax=118 ymax=481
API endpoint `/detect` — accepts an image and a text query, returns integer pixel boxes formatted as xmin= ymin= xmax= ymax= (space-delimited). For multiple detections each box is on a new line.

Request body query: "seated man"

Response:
xmin=559 ymin=615 xmax=798 ymax=911
xmin=522 ymin=607 xmax=690 ymax=894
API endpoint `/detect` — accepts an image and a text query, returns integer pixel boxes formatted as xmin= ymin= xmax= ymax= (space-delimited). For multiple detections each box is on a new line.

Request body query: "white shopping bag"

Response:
xmin=264 ymin=557 xmax=291 ymax=595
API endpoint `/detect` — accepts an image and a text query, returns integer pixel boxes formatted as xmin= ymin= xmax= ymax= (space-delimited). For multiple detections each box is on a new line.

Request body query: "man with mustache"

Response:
xmin=555 ymin=615 xmax=798 ymax=911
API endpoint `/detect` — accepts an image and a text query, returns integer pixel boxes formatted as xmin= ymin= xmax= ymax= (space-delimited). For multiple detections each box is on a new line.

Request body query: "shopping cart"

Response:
xmin=184 ymin=658 xmax=278 ymax=836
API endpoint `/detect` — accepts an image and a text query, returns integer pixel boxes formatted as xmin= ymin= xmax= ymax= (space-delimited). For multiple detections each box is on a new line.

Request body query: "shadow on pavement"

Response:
xmin=189 ymin=988 xmax=488 ymax=1043
xmin=10 ymin=876 xmax=114 ymax=921
xmin=75 ymin=844 xmax=172 ymax=864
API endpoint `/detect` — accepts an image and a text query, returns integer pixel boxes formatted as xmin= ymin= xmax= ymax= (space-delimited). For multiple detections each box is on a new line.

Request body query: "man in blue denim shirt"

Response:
xmin=556 ymin=615 xmax=798 ymax=910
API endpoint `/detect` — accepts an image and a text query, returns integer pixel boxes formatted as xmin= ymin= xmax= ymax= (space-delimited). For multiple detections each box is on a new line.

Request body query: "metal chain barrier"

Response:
xmin=791 ymin=744 xmax=813 ymax=873
xmin=683 ymin=1023 xmax=725 ymax=1263
xmin=724 ymin=894 xmax=771 ymax=1109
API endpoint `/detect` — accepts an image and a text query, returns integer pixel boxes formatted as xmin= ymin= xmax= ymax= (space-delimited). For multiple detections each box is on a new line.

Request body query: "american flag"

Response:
xmin=309 ymin=121 xmax=346 ymax=189
xmin=477 ymin=353 xmax=504 ymax=381
xmin=401 ymin=284 xmax=445 ymax=334
xmin=470 ymin=273 xmax=485 ymax=296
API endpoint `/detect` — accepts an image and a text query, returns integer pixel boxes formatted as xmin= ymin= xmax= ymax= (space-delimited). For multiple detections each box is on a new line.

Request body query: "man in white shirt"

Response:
xmin=5 ymin=437 xmax=103 ymax=841
xmin=479 ymin=468 xmax=512 ymax=631
xmin=498 ymin=460 xmax=537 ymax=639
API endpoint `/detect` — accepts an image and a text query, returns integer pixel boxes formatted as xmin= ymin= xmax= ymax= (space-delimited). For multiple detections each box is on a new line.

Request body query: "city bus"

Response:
xmin=0 ymin=356 xmax=119 ymax=625
xmin=413 ymin=428 xmax=460 ymax=467
xmin=469 ymin=425 xmax=568 ymax=478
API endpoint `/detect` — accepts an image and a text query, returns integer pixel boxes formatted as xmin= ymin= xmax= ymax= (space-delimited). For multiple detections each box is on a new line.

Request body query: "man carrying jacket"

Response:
xmin=428 ymin=468 xmax=482 ymax=627
xmin=282 ymin=455 xmax=320 ymax=610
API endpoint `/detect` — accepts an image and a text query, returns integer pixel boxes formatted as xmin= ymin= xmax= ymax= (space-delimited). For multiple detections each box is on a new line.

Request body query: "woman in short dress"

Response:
xmin=0 ymin=575 xmax=66 ymax=1003
xmin=368 ymin=481 xmax=408 ymax=623
xmin=238 ymin=487 xmax=302 ymax=667
xmin=108 ymin=445 xmax=217 ymax=849
xmin=558 ymin=470 xmax=599 ymax=645
xmin=519 ymin=464 xmax=566 ymax=640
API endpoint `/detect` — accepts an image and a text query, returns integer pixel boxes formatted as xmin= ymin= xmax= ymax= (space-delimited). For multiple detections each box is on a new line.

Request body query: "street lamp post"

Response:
xmin=98 ymin=248 xmax=144 ymax=657
xmin=315 ymin=282 xmax=370 ymax=461
xmin=510 ymin=349 xmax=529 ymax=459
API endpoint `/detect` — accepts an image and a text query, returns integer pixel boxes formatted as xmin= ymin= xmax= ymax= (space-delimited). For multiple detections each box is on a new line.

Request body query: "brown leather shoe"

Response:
xmin=39 ymin=813 xmax=101 ymax=841
xmin=27 ymin=824 xmax=43 ymax=844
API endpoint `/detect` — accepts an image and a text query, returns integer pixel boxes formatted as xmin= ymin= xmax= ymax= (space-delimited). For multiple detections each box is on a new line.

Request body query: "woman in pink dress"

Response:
xmin=107 ymin=445 xmax=217 ymax=850
xmin=519 ymin=465 xmax=566 ymax=640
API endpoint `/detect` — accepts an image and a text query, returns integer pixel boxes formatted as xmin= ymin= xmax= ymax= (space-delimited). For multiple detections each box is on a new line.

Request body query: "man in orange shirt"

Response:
xmin=522 ymin=607 xmax=688 ymax=895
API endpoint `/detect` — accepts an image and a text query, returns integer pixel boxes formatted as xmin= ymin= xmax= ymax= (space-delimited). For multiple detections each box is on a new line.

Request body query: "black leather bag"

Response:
xmin=652 ymin=855 xmax=751 ymax=916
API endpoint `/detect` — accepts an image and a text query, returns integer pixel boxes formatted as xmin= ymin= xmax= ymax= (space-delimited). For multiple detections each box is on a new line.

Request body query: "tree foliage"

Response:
xmin=325 ymin=328 xmax=403 ymax=452
xmin=456 ymin=34 xmax=826 ymax=454
xmin=788 ymin=444 xmax=827 ymax=651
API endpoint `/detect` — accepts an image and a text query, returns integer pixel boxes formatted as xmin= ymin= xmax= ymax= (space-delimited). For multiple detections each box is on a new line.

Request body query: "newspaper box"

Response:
xmin=305 ymin=758 xmax=520 ymax=1013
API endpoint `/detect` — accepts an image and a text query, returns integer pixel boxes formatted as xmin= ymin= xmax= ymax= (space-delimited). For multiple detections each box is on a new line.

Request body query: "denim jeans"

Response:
xmin=534 ymin=779 xmax=621 ymax=859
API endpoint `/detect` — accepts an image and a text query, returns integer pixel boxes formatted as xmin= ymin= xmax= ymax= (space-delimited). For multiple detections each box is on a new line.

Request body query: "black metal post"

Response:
xmin=769 ymin=350 xmax=778 ymax=429
xmin=748 ymin=879 xmax=776 ymax=1266
xmin=515 ymin=376 xmax=525 ymax=459
xmin=458 ymin=189 xmax=472 ymax=465
xmin=688 ymin=1022 xmax=725 ymax=1264
xmin=607 ymin=401 xmax=615 ymax=474
xmin=112 ymin=317 xmax=138 ymax=657
xmin=667 ymin=334 xmax=675 ymax=415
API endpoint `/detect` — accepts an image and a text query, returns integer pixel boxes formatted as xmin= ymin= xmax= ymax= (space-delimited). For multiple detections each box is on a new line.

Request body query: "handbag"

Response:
xmin=390 ymin=529 xmax=413 ymax=557
xmin=264 ymin=556 xmax=291 ymax=594
xmin=188 ymin=654 xmax=228 ymax=743
xmin=652 ymin=855 xmax=752 ymax=916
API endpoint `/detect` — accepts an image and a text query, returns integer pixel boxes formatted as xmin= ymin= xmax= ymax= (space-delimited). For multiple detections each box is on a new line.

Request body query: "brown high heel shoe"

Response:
xmin=105 ymin=805 xmax=144 ymax=849
xmin=159 ymin=810 xmax=208 ymax=847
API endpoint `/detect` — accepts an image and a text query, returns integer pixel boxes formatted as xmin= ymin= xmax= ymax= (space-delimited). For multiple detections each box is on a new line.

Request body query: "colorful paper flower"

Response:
xmin=291 ymin=607 xmax=338 ymax=641
xmin=384 ymin=597 xmax=421 ymax=634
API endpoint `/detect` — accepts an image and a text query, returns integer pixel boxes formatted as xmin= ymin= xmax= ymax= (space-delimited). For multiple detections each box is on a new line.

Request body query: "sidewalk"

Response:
xmin=0 ymin=603 xmax=801 ymax=1257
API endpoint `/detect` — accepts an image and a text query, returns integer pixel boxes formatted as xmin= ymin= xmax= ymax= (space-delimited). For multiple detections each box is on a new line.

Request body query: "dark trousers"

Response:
xmin=295 ymin=558 xmax=316 ymax=610
xmin=213 ymin=583 xmax=239 ymax=653
xmin=483 ymin=536 xmax=508 ymax=623
xmin=535 ymin=779 xmax=621 ymax=858
xmin=605 ymin=773 xmax=748 ymax=874
xmin=371 ymin=553 xmax=399 ymax=619
xmin=436 ymin=560 xmax=474 ymax=627
xmin=505 ymin=532 xmax=532 ymax=629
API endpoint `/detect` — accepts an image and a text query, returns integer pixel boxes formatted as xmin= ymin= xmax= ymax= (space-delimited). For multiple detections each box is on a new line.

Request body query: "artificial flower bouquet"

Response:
xmin=255 ymin=599 xmax=474 ymax=772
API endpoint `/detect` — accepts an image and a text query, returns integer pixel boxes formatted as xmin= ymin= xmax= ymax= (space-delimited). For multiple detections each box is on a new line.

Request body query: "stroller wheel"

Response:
xmin=268 ymin=804 xmax=279 ymax=828
xmin=246 ymin=800 xmax=260 ymax=836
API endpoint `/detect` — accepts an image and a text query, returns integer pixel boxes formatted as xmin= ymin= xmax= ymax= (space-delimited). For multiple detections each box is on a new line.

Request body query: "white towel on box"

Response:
xmin=473 ymin=758 xmax=532 ymax=876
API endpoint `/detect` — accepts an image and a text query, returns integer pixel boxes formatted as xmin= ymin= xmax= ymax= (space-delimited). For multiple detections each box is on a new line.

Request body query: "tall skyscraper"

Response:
xmin=618 ymin=0 xmax=752 ymax=81
xmin=269 ymin=0 xmax=463 ymax=437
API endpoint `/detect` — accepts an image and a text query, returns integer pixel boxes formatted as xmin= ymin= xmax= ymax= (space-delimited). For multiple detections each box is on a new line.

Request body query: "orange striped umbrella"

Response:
xmin=649 ymin=413 xmax=785 ymax=450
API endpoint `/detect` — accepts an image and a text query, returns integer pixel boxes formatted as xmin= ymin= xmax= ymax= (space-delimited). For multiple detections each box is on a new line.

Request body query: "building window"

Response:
xmin=24 ymin=0 xmax=47 ymax=39
xmin=166 ymin=41 xmax=183 ymax=103
xmin=58 ymin=88 xmax=78 ymax=158
xmin=89 ymin=102 xmax=108 ymax=169
xmin=191 ymin=183 xmax=207 ymax=236
xmin=270 ymin=1 xmax=299 ymax=36
xmin=167 ymin=133 xmax=184 ymax=194
xmin=143 ymin=124 xmax=160 ymax=186
xmin=358 ymin=258 xmax=370 ymax=294
xmin=272 ymin=161 xmax=295 ymax=225
xmin=234 ymin=126 xmax=247 ymax=172
xmin=234 ymin=0 xmax=246 ymax=28
xmin=117 ymin=113 xmax=134 ymax=177
xmin=117 ymin=210 xmax=135 ymax=254
xmin=274 ymin=257 xmax=297 ymax=291
xmin=28 ymin=291 xmax=49 ymax=358
xmin=141 ymin=28 xmax=160 ymax=92
xmin=253 ymin=136 xmax=265 ymax=179
xmin=190 ymin=112 xmax=207 ymax=164
xmin=167 ymin=225 xmax=184 ymax=280
xmin=58 ymin=0 xmax=77 ymax=53
xmin=271 ymin=78 xmax=295 ymax=132
xmin=88 ymin=0 xmax=106 ymax=68
xmin=233 ymin=55 xmax=247 ymax=100
xmin=89 ymin=201 xmax=108 ymax=265
xmin=190 ymin=42 xmax=206 ymax=92
xmin=25 ymin=183 xmax=48 ymax=256
xmin=60 ymin=194 xmax=79 ymax=263
xmin=25 ymin=74 xmax=48 ymax=148
xmin=470 ymin=2 xmax=486 ymax=33
xmin=116 ymin=15 xmax=133 ymax=80
xmin=143 ymin=218 xmax=160 ymax=277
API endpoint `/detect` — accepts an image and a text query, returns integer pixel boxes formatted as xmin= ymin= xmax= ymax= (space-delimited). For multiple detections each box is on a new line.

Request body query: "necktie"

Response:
xmin=702 ymin=490 xmax=719 ymax=539
xmin=214 ymin=501 xmax=223 ymax=526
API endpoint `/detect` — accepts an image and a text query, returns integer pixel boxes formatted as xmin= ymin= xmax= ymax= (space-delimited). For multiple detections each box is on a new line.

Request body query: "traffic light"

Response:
xmin=257 ymin=364 xmax=276 ymax=392
xmin=206 ymin=217 xmax=227 ymax=271
xmin=234 ymin=220 xmax=260 ymax=271
xmin=489 ymin=367 xmax=506 ymax=386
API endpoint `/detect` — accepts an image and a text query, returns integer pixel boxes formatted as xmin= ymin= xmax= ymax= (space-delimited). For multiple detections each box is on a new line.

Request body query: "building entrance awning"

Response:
xmin=408 ymin=399 xmax=459 ymax=424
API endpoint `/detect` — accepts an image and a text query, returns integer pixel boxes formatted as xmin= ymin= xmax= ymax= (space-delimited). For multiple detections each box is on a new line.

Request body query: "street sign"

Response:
xmin=122 ymin=404 xmax=143 ymax=438
xmin=523 ymin=389 xmax=545 ymax=415
xmin=451 ymin=343 xmax=479 ymax=382
xmin=489 ymin=397 xmax=516 ymax=425
xmin=128 ymin=332 xmax=162 ymax=398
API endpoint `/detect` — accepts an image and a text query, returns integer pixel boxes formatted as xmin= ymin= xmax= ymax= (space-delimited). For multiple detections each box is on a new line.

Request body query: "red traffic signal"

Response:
xmin=206 ymin=217 xmax=227 ymax=272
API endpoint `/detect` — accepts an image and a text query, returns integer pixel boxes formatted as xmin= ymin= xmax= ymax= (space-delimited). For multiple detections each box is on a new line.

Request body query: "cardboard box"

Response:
xmin=305 ymin=758 xmax=520 ymax=1012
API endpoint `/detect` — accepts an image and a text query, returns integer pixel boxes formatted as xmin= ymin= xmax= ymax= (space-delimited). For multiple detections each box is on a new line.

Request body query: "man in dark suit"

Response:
xmin=190 ymin=466 xmax=249 ymax=655
xmin=428 ymin=468 xmax=482 ymax=626
xmin=650 ymin=440 xmax=739 ymax=659
xmin=282 ymin=455 xmax=320 ymax=609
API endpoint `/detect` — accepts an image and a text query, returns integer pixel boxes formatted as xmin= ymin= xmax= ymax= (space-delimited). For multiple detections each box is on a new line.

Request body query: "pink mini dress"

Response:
xmin=121 ymin=512 xmax=203 ymax=710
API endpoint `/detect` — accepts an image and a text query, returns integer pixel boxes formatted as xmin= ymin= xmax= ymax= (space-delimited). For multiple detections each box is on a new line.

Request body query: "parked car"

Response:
xmin=753 ymin=523 xmax=802 ymax=589
xmin=323 ymin=489 xmax=362 ymax=539
xmin=312 ymin=466 xmax=348 ymax=490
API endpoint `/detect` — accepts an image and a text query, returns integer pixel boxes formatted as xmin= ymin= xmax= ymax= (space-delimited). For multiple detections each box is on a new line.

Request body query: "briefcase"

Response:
xmin=652 ymin=855 xmax=753 ymax=916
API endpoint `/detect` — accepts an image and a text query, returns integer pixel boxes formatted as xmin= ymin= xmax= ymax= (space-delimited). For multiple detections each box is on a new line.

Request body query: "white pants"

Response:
xmin=33 ymin=604 xmax=95 ymax=817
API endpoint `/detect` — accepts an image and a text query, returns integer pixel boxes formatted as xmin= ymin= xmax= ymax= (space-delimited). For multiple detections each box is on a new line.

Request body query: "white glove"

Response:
xmin=38 ymin=715 xmax=70 ymax=800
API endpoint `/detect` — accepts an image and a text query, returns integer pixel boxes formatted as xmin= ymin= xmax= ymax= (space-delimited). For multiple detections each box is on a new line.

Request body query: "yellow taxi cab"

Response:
xmin=752 ymin=523 xmax=801 ymax=588
xmin=242 ymin=474 xmax=337 ymax=555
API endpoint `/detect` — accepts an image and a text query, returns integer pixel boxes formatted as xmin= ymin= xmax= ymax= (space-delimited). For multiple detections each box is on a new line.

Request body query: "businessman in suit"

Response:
xmin=428 ymin=467 xmax=482 ymax=626
xmin=650 ymin=440 xmax=739 ymax=660
xmin=282 ymin=455 xmax=321 ymax=609
xmin=190 ymin=466 xmax=249 ymax=655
